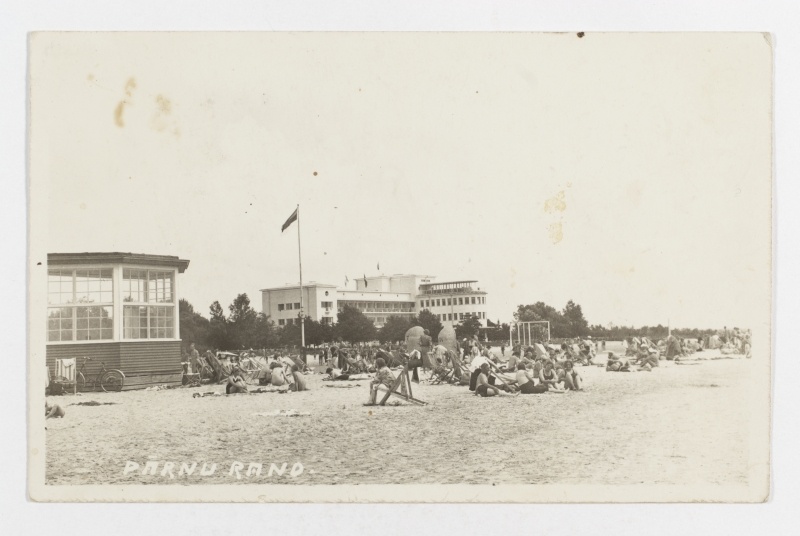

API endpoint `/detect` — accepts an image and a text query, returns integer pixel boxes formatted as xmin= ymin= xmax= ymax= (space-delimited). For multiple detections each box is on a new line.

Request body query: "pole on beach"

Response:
xmin=297 ymin=204 xmax=305 ymax=350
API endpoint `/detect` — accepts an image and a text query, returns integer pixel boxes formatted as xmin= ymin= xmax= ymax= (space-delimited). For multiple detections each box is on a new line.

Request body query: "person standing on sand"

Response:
xmin=188 ymin=343 xmax=200 ymax=373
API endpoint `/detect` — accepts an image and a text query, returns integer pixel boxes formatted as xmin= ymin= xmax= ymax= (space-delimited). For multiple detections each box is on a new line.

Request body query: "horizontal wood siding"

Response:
xmin=47 ymin=341 xmax=182 ymax=390
xmin=121 ymin=373 xmax=183 ymax=391
xmin=119 ymin=341 xmax=182 ymax=376
xmin=46 ymin=343 xmax=122 ymax=380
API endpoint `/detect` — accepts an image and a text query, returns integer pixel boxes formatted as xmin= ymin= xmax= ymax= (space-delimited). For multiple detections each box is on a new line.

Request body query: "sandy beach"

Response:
xmin=45 ymin=349 xmax=752 ymax=486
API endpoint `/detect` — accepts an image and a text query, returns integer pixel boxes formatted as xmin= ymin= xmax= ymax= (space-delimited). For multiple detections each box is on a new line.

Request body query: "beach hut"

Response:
xmin=46 ymin=252 xmax=190 ymax=390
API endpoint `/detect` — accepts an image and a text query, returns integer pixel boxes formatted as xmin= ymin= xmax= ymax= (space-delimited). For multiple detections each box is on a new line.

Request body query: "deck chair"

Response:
xmin=534 ymin=343 xmax=549 ymax=360
xmin=377 ymin=366 xmax=427 ymax=406
xmin=56 ymin=358 xmax=77 ymax=395
xmin=450 ymin=352 xmax=471 ymax=385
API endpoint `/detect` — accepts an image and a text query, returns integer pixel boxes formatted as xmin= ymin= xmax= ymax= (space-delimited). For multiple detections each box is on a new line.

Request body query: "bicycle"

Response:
xmin=77 ymin=357 xmax=125 ymax=392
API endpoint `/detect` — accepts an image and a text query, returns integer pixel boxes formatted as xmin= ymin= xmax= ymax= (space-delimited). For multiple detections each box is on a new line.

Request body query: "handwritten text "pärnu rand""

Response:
xmin=123 ymin=461 xmax=305 ymax=479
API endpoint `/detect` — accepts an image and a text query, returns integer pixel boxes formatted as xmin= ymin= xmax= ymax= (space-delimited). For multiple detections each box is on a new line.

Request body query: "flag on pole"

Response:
xmin=363 ymin=274 xmax=368 ymax=288
xmin=377 ymin=262 xmax=380 ymax=271
xmin=281 ymin=207 xmax=298 ymax=232
xmin=345 ymin=275 xmax=349 ymax=286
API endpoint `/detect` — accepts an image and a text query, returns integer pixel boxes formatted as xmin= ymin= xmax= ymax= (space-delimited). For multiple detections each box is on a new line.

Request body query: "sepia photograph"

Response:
xmin=27 ymin=31 xmax=772 ymax=503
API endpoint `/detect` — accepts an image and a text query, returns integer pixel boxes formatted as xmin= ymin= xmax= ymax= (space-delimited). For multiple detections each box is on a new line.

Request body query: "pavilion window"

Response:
xmin=122 ymin=269 xmax=176 ymax=339
xmin=48 ymin=268 xmax=114 ymax=342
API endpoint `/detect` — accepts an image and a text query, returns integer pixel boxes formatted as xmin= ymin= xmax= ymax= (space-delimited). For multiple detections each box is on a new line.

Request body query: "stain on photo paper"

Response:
xmin=114 ymin=77 xmax=137 ymax=128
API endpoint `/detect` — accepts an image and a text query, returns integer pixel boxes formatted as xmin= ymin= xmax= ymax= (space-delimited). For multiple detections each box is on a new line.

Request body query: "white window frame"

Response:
xmin=47 ymin=266 xmax=115 ymax=343
xmin=121 ymin=266 xmax=179 ymax=341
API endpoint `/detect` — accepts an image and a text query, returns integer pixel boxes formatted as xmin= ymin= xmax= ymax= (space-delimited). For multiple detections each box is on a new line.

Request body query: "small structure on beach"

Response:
xmin=46 ymin=252 xmax=190 ymax=390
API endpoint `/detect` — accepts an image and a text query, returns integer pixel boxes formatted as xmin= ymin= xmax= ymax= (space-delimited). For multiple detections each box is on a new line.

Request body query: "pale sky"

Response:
xmin=30 ymin=32 xmax=772 ymax=329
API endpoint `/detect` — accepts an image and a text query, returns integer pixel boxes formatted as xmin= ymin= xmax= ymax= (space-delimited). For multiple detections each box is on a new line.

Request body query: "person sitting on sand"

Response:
xmin=226 ymin=367 xmax=249 ymax=394
xmin=504 ymin=352 xmax=520 ymax=372
xmin=270 ymin=362 xmax=288 ymax=387
xmin=288 ymin=364 xmax=308 ymax=392
xmin=366 ymin=357 xmax=406 ymax=405
xmin=475 ymin=363 xmax=517 ymax=397
xmin=539 ymin=361 xmax=564 ymax=391
xmin=45 ymin=400 xmax=65 ymax=419
xmin=634 ymin=347 xmax=659 ymax=370
xmin=515 ymin=363 xmax=549 ymax=394
xmin=561 ymin=360 xmax=583 ymax=390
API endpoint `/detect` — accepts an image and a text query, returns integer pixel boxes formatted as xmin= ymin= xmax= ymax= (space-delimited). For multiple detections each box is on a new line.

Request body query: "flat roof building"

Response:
xmin=261 ymin=274 xmax=488 ymax=329
xmin=46 ymin=252 xmax=190 ymax=390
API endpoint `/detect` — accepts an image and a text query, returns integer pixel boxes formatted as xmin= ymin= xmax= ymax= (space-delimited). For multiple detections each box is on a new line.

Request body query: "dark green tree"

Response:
xmin=304 ymin=318 xmax=335 ymax=346
xmin=335 ymin=305 xmax=377 ymax=343
xmin=411 ymin=309 xmax=443 ymax=341
xmin=252 ymin=312 xmax=280 ymax=348
xmin=562 ymin=300 xmax=589 ymax=338
xmin=179 ymin=299 xmax=210 ymax=348
xmin=378 ymin=315 xmax=413 ymax=343
xmin=227 ymin=293 xmax=258 ymax=349
xmin=515 ymin=302 xmax=570 ymax=339
xmin=455 ymin=314 xmax=483 ymax=339
xmin=208 ymin=300 xmax=232 ymax=350
xmin=278 ymin=321 xmax=302 ymax=347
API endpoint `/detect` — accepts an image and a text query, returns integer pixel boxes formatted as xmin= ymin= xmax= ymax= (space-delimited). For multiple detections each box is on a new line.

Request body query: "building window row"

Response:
xmin=420 ymin=296 xmax=486 ymax=308
xmin=277 ymin=302 xmax=302 ymax=312
xmin=435 ymin=311 xmax=486 ymax=322
xmin=338 ymin=300 xmax=414 ymax=313
xmin=47 ymin=267 xmax=176 ymax=342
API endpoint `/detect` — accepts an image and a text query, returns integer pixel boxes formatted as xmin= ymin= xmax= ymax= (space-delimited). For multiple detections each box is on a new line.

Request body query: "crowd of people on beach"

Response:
xmin=45 ymin=326 xmax=753 ymax=418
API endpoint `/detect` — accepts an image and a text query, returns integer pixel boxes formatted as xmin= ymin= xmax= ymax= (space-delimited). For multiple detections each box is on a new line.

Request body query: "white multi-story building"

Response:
xmin=260 ymin=274 xmax=488 ymax=329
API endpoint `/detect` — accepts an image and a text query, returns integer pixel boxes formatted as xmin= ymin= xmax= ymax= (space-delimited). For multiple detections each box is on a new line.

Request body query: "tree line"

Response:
xmin=513 ymin=300 xmax=717 ymax=341
xmin=180 ymin=293 xmax=719 ymax=353
xmin=179 ymin=293 xmax=497 ymax=352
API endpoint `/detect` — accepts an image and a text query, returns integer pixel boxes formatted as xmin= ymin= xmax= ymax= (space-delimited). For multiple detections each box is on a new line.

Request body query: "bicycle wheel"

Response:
xmin=100 ymin=370 xmax=124 ymax=392
xmin=77 ymin=372 xmax=87 ymax=392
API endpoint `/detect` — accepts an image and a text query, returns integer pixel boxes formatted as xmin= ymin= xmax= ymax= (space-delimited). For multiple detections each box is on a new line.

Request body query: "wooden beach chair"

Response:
xmin=378 ymin=366 xmax=428 ymax=406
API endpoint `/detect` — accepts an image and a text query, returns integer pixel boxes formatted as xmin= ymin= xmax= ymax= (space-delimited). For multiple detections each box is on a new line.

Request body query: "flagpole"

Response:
xmin=297 ymin=204 xmax=305 ymax=350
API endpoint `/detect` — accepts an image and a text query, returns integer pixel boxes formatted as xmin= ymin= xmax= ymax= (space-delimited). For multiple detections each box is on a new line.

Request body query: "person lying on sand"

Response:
xmin=45 ymin=400 xmax=65 ymax=419
xmin=561 ymin=360 xmax=584 ymax=390
xmin=226 ymin=367 xmax=249 ymax=394
xmin=475 ymin=364 xmax=518 ymax=397
xmin=515 ymin=363 xmax=549 ymax=394
xmin=606 ymin=352 xmax=631 ymax=372
xmin=325 ymin=367 xmax=350 ymax=381
xmin=366 ymin=357 xmax=407 ymax=405
xmin=288 ymin=364 xmax=308 ymax=392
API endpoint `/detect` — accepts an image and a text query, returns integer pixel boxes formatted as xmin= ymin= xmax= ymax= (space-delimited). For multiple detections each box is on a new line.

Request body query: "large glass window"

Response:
xmin=123 ymin=306 xmax=148 ymax=339
xmin=48 ymin=269 xmax=113 ymax=342
xmin=122 ymin=269 xmax=176 ymax=339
